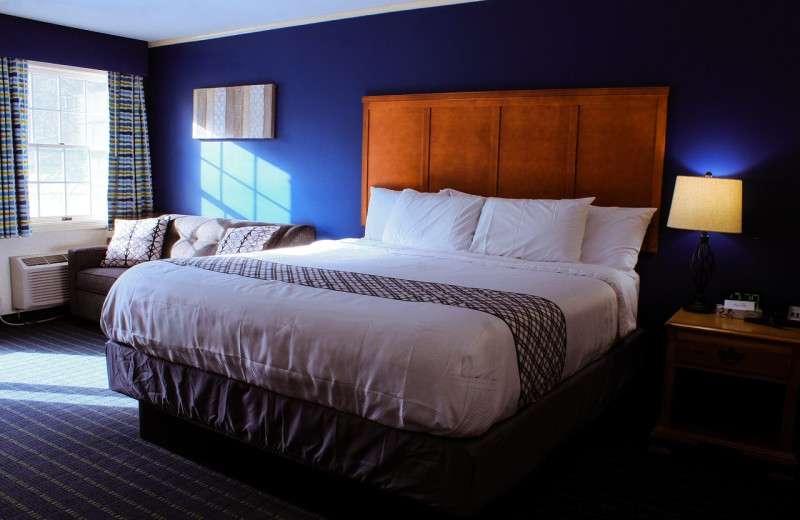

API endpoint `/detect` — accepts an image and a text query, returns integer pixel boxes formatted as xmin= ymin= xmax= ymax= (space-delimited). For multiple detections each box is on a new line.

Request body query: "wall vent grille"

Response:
xmin=9 ymin=254 xmax=70 ymax=310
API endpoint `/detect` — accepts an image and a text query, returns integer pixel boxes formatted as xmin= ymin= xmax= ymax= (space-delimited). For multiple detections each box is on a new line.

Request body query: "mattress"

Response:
xmin=101 ymin=239 xmax=640 ymax=437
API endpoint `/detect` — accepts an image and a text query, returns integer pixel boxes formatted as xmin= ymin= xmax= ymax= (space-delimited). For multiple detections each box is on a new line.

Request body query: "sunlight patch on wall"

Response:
xmin=256 ymin=155 xmax=291 ymax=222
xmin=200 ymin=141 xmax=291 ymax=222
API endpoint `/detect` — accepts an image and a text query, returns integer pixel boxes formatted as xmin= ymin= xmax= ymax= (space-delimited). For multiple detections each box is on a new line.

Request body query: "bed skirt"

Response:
xmin=106 ymin=329 xmax=644 ymax=516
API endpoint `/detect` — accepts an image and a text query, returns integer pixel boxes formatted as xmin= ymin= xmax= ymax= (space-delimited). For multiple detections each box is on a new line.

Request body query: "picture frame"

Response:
xmin=192 ymin=83 xmax=275 ymax=139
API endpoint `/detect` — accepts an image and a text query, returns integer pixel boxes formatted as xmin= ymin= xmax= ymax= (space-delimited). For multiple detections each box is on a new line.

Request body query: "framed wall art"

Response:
xmin=192 ymin=83 xmax=275 ymax=139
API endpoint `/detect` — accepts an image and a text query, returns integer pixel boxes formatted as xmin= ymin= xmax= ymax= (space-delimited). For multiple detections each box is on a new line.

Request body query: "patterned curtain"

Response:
xmin=107 ymin=72 xmax=153 ymax=229
xmin=0 ymin=57 xmax=31 ymax=238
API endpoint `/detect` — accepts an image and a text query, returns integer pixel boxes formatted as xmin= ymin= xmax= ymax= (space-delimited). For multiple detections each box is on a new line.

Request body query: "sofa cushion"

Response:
xmin=165 ymin=216 xmax=228 ymax=257
xmin=76 ymin=267 xmax=128 ymax=294
xmin=162 ymin=215 xmax=290 ymax=258
xmin=216 ymin=225 xmax=283 ymax=254
xmin=101 ymin=217 xmax=171 ymax=267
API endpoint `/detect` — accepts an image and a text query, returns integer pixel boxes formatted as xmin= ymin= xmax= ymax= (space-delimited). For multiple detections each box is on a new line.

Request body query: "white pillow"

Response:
xmin=215 ymin=225 xmax=283 ymax=255
xmin=382 ymin=189 xmax=484 ymax=252
xmin=581 ymin=206 xmax=656 ymax=271
xmin=101 ymin=216 xmax=171 ymax=267
xmin=364 ymin=187 xmax=401 ymax=241
xmin=469 ymin=197 xmax=594 ymax=263
xmin=439 ymin=188 xmax=484 ymax=200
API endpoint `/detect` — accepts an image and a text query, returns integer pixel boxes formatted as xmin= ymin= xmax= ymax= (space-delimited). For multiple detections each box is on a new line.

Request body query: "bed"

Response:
xmin=104 ymin=87 xmax=669 ymax=516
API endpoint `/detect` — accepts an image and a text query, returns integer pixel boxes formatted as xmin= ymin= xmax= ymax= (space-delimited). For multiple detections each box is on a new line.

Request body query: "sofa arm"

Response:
xmin=68 ymin=246 xmax=108 ymax=316
xmin=69 ymin=246 xmax=108 ymax=270
xmin=276 ymin=225 xmax=316 ymax=248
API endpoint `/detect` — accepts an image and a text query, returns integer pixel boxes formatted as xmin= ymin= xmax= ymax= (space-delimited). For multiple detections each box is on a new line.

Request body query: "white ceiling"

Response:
xmin=0 ymin=0 xmax=479 ymax=46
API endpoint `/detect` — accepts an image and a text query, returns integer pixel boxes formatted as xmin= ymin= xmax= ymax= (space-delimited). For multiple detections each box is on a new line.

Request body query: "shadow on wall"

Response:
xmin=199 ymin=141 xmax=292 ymax=223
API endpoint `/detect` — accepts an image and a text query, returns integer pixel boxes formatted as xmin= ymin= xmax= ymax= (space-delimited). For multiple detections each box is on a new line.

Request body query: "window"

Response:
xmin=27 ymin=62 xmax=108 ymax=223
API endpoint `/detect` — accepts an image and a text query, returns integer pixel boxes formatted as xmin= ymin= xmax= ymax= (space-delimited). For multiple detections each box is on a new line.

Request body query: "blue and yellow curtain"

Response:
xmin=0 ymin=56 xmax=31 ymax=238
xmin=107 ymin=72 xmax=153 ymax=229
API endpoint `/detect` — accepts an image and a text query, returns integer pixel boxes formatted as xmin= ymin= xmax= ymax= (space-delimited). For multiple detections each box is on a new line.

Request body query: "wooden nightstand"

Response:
xmin=651 ymin=309 xmax=800 ymax=469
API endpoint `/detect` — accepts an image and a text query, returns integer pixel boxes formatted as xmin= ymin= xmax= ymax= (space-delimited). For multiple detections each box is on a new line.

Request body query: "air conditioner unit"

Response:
xmin=9 ymin=254 xmax=70 ymax=310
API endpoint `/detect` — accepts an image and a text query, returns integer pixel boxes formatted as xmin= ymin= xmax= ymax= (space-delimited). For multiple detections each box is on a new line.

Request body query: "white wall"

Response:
xmin=0 ymin=224 xmax=108 ymax=316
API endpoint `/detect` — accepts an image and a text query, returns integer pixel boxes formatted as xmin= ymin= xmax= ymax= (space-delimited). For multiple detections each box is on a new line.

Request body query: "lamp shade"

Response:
xmin=666 ymin=174 xmax=742 ymax=233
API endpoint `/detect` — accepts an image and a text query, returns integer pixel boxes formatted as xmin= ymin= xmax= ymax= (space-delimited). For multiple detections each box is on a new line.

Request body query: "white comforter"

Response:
xmin=101 ymin=239 xmax=639 ymax=437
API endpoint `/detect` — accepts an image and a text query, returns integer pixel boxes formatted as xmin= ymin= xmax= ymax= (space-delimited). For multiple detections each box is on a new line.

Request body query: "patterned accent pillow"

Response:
xmin=215 ymin=225 xmax=283 ymax=255
xmin=101 ymin=217 xmax=171 ymax=267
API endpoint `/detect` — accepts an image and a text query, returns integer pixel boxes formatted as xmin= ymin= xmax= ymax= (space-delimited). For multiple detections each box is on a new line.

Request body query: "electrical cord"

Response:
xmin=0 ymin=313 xmax=64 ymax=326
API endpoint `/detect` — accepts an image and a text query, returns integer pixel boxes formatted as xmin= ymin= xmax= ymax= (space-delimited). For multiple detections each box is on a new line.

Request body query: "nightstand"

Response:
xmin=651 ymin=309 xmax=800 ymax=469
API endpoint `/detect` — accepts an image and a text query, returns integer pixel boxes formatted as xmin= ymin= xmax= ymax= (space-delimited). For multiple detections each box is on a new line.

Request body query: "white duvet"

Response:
xmin=101 ymin=239 xmax=640 ymax=437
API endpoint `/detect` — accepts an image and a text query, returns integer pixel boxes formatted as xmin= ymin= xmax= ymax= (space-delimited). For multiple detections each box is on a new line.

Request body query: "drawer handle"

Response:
xmin=718 ymin=348 xmax=745 ymax=364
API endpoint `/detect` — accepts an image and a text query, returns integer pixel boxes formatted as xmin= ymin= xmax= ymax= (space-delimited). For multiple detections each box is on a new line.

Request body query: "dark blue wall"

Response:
xmin=0 ymin=14 xmax=147 ymax=75
xmin=129 ymin=0 xmax=800 ymax=328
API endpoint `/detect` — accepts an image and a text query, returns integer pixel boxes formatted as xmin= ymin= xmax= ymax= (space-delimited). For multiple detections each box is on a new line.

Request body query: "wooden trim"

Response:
xmin=644 ymin=95 xmax=669 ymax=251
xmin=421 ymin=108 xmax=431 ymax=192
xmin=362 ymin=86 xmax=670 ymax=104
xmin=361 ymin=104 xmax=371 ymax=224
xmin=489 ymin=106 xmax=501 ymax=194
xmin=782 ymin=350 xmax=800 ymax=452
xmin=565 ymin=105 xmax=579 ymax=196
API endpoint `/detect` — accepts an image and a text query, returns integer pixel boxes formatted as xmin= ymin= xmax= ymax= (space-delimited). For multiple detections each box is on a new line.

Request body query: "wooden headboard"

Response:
xmin=361 ymin=87 xmax=668 ymax=252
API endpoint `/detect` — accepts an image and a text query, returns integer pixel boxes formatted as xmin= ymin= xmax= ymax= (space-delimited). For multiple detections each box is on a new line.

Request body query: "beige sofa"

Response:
xmin=68 ymin=215 xmax=316 ymax=322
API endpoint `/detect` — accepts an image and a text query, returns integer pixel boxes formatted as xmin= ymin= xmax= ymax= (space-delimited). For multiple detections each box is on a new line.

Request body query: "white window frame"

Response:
xmin=27 ymin=61 xmax=109 ymax=230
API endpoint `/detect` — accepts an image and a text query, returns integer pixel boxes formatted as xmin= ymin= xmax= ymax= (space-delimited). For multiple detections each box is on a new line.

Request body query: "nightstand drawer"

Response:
xmin=674 ymin=339 xmax=791 ymax=380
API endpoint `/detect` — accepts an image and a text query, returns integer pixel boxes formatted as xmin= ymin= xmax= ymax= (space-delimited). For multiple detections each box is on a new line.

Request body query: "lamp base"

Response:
xmin=683 ymin=231 xmax=716 ymax=314
xmin=682 ymin=302 xmax=716 ymax=314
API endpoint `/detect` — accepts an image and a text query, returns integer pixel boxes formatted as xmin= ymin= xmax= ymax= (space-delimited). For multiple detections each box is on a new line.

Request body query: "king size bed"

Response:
xmin=103 ymin=87 xmax=669 ymax=516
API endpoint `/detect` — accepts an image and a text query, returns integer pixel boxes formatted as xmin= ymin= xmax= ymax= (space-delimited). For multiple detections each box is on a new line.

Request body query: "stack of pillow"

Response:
xmin=364 ymin=187 xmax=656 ymax=272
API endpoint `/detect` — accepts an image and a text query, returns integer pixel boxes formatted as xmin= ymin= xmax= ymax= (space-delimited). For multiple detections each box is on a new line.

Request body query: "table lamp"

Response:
xmin=666 ymin=172 xmax=743 ymax=313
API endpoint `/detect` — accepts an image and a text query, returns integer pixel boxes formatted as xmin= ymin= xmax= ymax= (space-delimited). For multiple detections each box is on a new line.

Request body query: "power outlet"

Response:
xmin=789 ymin=305 xmax=800 ymax=322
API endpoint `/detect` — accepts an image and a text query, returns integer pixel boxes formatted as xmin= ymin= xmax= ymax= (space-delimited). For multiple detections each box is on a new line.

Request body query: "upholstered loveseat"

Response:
xmin=68 ymin=214 xmax=316 ymax=322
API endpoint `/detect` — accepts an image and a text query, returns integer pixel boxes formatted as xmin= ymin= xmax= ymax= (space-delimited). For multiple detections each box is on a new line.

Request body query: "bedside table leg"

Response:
xmin=648 ymin=441 xmax=672 ymax=457
xmin=768 ymin=468 xmax=796 ymax=481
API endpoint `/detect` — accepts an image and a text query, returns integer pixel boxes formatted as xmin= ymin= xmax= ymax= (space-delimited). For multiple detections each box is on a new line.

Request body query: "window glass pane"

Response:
xmin=86 ymin=81 xmax=108 ymax=113
xmin=32 ymin=109 xmax=59 ymax=144
xmin=91 ymin=182 xmax=107 ymax=220
xmin=60 ymin=78 xmax=85 ymax=112
xmin=31 ymin=74 xmax=58 ymax=109
xmin=38 ymin=149 xmax=64 ymax=182
xmin=28 ymin=63 xmax=109 ymax=221
xmin=65 ymin=149 xmax=90 ymax=182
xmin=61 ymin=112 xmax=87 ymax=145
xmin=66 ymin=183 xmax=91 ymax=216
xmin=28 ymin=183 xmax=39 ymax=218
xmin=29 ymin=148 xmax=38 ymax=182
xmin=38 ymin=183 xmax=65 ymax=217
xmin=87 ymin=112 xmax=108 ymax=149
xmin=91 ymin=150 xmax=109 ymax=179
xmin=91 ymin=150 xmax=109 ymax=220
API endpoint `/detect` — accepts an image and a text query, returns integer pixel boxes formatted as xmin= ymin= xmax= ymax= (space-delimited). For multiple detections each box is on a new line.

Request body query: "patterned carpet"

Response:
xmin=1 ymin=317 xmax=799 ymax=519
xmin=0 ymin=318 xmax=324 ymax=520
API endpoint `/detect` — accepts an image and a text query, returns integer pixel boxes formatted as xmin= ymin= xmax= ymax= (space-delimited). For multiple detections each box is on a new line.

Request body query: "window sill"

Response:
xmin=32 ymin=220 xmax=109 ymax=233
